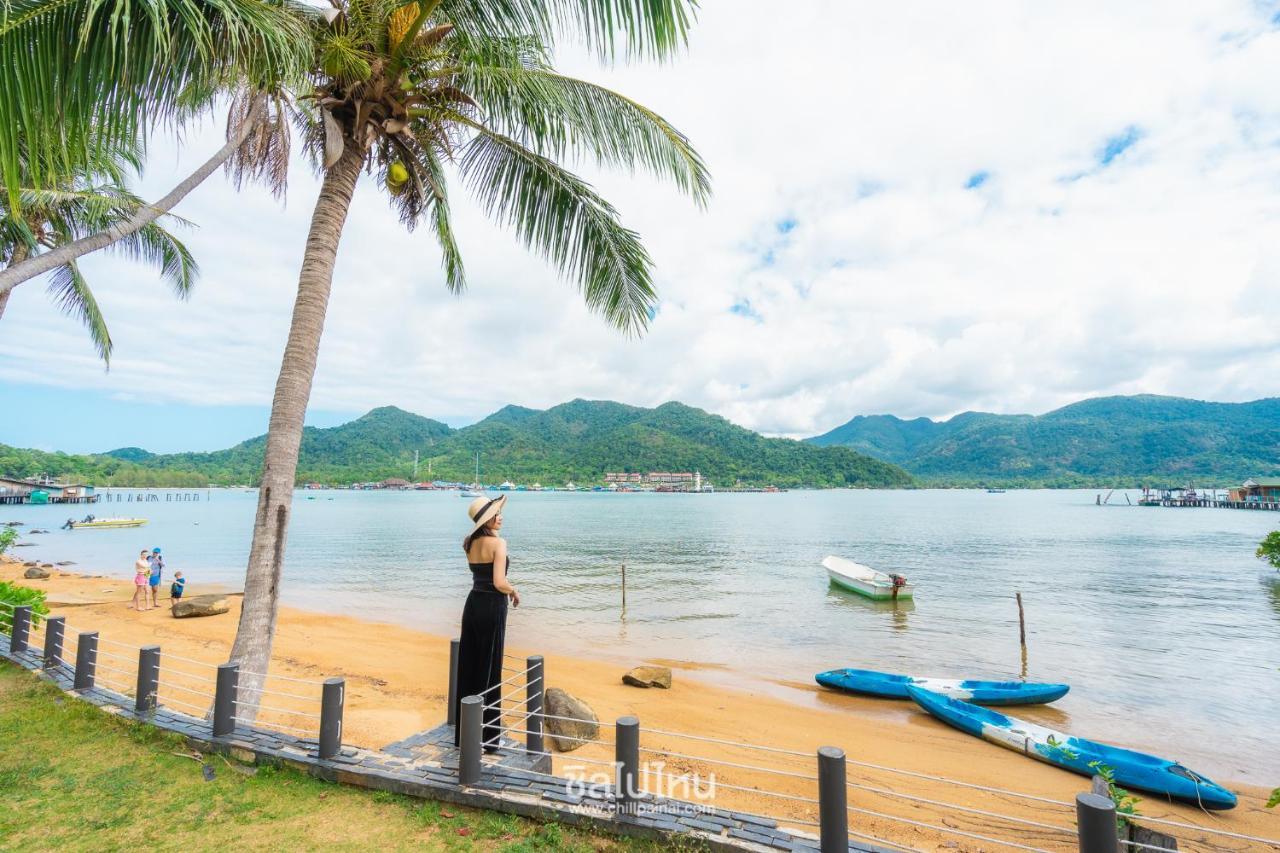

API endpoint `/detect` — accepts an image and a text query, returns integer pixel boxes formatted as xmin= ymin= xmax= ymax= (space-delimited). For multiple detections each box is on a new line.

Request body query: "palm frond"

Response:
xmin=459 ymin=64 xmax=709 ymax=204
xmin=458 ymin=120 xmax=654 ymax=335
xmin=421 ymin=145 xmax=465 ymax=293
xmin=224 ymin=91 xmax=292 ymax=198
xmin=0 ymin=0 xmax=312 ymax=207
xmin=435 ymin=0 xmax=697 ymax=61
xmin=114 ymin=222 xmax=201 ymax=298
xmin=47 ymin=261 xmax=113 ymax=363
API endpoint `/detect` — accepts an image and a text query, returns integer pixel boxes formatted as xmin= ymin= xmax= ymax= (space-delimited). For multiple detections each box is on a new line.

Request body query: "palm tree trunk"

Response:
xmin=0 ymin=98 xmax=266 ymax=298
xmin=227 ymin=141 xmax=366 ymax=720
xmin=0 ymin=243 xmax=27 ymax=320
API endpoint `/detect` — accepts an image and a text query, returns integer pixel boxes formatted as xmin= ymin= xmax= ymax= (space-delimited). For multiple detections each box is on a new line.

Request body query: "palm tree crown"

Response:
xmin=285 ymin=0 xmax=709 ymax=332
xmin=0 ymin=152 xmax=196 ymax=362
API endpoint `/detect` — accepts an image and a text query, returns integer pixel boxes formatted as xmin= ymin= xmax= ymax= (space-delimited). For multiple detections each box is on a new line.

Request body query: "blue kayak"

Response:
xmin=906 ymin=686 xmax=1237 ymax=810
xmin=816 ymin=668 xmax=1069 ymax=706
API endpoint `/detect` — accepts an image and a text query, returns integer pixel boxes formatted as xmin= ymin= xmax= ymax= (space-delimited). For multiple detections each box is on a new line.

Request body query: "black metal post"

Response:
xmin=615 ymin=716 xmax=640 ymax=815
xmin=1076 ymin=792 xmax=1119 ymax=853
xmin=42 ymin=616 xmax=65 ymax=669
xmin=459 ymin=695 xmax=482 ymax=785
xmin=11 ymin=606 xmax=30 ymax=654
xmin=74 ymin=632 xmax=98 ymax=690
xmin=447 ymin=637 xmax=460 ymax=726
xmin=136 ymin=645 xmax=159 ymax=713
xmin=818 ymin=746 xmax=849 ymax=853
xmin=213 ymin=663 xmax=239 ymax=736
xmin=526 ymin=655 xmax=544 ymax=755
xmin=319 ymin=677 xmax=345 ymax=759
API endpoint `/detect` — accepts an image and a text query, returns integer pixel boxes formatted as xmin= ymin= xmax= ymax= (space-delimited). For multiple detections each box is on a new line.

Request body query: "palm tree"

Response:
xmin=0 ymin=0 xmax=309 ymax=295
xmin=228 ymin=0 xmax=708 ymax=716
xmin=0 ymin=153 xmax=197 ymax=362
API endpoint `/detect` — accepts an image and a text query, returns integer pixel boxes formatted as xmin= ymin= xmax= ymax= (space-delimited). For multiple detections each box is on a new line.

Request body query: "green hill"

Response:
xmin=808 ymin=394 xmax=1280 ymax=486
xmin=1 ymin=401 xmax=912 ymax=489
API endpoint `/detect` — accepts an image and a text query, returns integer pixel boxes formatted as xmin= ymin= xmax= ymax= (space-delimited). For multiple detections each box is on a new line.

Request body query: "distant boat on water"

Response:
xmin=986 ymin=488 xmax=1006 ymax=493
xmin=823 ymin=555 xmax=914 ymax=600
xmin=65 ymin=517 xmax=147 ymax=529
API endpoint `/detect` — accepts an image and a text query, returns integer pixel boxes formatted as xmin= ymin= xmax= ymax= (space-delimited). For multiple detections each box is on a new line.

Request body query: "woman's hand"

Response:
xmin=510 ymin=588 xmax=521 ymax=608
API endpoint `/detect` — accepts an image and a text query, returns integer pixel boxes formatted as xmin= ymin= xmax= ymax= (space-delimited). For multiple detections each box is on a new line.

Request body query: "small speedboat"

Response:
xmin=906 ymin=687 xmax=1237 ymax=809
xmin=66 ymin=518 xmax=147 ymax=529
xmin=823 ymin=555 xmax=914 ymax=600
xmin=816 ymin=668 xmax=1068 ymax=706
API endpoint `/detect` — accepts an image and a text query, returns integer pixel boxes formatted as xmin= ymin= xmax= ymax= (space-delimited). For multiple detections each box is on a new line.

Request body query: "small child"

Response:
xmin=170 ymin=572 xmax=186 ymax=606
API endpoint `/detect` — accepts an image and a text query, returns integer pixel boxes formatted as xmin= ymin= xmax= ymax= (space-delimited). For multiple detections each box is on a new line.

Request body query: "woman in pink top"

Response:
xmin=132 ymin=550 xmax=152 ymax=611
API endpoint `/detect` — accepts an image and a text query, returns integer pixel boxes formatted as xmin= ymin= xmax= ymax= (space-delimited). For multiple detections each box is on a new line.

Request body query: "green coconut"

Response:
xmin=386 ymin=161 xmax=410 ymax=194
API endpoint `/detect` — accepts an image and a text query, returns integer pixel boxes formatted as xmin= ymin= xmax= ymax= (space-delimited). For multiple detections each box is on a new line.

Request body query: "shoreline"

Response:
xmin=3 ymin=557 xmax=1276 ymax=850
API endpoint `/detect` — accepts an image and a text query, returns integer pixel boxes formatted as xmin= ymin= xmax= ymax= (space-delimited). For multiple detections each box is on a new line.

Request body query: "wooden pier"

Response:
xmin=1140 ymin=479 xmax=1280 ymax=511
xmin=1147 ymin=496 xmax=1280 ymax=511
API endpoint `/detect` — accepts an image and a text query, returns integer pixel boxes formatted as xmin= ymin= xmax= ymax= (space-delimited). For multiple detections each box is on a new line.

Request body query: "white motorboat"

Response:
xmin=822 ymin=555 xmax=915 ymax=600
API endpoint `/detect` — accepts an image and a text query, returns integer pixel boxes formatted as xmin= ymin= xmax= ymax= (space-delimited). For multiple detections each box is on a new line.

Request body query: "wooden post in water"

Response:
xmin=621 ymin=563 xmax=627 ymax=610
xmin=1016 ymin=592 xmax=1027 ymax=678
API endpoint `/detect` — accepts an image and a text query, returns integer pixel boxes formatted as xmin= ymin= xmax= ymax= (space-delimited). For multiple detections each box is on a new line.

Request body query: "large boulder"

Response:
xmin=23 ymin=566 xmax=50 ymax=579
xmin=622 ymin=665 xmax=672 ymax=689
xmin=171 ymin=594 xmax=229 ymax=618
xmin=543 ymin=687 xmax=599 ymax=752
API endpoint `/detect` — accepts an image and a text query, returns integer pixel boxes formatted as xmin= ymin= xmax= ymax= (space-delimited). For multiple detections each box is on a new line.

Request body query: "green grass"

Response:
xmin=0 ymin=662 xmax=700 ymax=851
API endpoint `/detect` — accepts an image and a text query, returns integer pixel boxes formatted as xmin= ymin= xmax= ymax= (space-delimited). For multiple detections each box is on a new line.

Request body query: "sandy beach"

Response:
xmin=3 ymin=557 xmax=1275 ymax=851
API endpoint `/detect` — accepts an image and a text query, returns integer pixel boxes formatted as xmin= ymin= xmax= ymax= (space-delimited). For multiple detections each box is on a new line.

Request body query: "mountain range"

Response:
xmin=0 ymin=400 xmax=911 ymax=489
xmin=807 ymin=394 xmax=1280 ymax=485
xmin=4 ymin=394 xmax=1276 ymax=490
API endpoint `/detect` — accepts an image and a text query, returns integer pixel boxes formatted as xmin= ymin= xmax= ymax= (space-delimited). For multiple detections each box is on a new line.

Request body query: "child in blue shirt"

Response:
xmin=169 ymin=572 xmax=186 ymax=606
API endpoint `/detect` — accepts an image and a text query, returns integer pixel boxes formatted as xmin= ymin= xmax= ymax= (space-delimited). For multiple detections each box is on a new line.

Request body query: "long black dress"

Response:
xmin=453 ymin=556 xmax=509 ymax=747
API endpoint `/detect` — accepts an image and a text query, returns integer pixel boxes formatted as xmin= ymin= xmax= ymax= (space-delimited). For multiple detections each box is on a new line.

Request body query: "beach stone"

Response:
xmin=543 ymin=688 xmax=599 ymax=752
xmin=23 ymin=566 xmax=50 ymax=579
xmin=622 ymin=665 xmax=672 ymax=689
xmin=171 ymin=594 xmax=229 ymax=618
xmin=29 ymin=529 xmax=48 ymax=534
xmin=56 ymin=561 xmax=75 ymax=566
xmin=23 ymin=561 xmax=37 ymax=567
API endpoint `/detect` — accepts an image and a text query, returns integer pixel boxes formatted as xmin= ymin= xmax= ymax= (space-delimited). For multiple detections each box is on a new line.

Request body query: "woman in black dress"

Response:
xmin=453 ymin=495 xmax=520 ymax=748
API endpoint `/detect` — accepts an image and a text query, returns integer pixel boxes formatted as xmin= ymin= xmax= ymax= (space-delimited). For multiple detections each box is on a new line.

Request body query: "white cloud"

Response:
xmin=4 ymin=1 xmax=1280 ymax=438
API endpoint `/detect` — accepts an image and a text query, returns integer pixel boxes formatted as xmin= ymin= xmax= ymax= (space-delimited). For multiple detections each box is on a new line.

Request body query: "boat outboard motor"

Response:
xmin=889 ymin=574 xmax=908 ymax=601
xmin=63 ymin=518 xmax=74 ymax=530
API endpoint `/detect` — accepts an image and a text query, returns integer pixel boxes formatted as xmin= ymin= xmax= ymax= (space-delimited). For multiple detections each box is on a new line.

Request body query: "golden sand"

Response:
xmin=3 ymin=558 xmax=1276 ymax=851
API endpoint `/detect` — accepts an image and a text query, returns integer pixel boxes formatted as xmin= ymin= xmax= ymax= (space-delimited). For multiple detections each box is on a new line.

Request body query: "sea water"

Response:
xmin=5 ymin=488 xmax=1277 ymax=781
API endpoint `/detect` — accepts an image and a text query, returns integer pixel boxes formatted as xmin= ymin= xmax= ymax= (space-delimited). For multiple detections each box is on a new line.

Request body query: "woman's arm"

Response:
xmin=490 ymin=540 xmax=517 ymax=597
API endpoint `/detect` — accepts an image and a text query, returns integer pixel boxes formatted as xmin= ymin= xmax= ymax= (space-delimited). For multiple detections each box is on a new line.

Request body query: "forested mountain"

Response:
xmin=2 ymin=401 xmax=912 ymax=488
xmin=808 ymin=395 xmax=1280 ymax=485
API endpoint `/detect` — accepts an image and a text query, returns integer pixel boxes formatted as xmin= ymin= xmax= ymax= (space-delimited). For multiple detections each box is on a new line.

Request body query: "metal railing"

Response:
xmin=446 ymin=637 xmax=1279 ymax=853
xmin=0 ymin=604 xmax=345 ymax=758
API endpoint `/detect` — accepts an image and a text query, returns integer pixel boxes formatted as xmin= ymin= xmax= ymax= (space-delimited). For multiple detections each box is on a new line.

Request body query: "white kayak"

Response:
xmin=823 ymin=555 xmax=915 ymax=600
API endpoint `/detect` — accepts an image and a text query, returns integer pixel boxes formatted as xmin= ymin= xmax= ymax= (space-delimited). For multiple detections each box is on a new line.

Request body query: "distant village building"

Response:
xmin=603 ymin=471 xmax=707 ymax=491
xmin=0 ymin=476 xmax=97 ymax=505
xmin=381 ymin=478 xmax=411 ymax=490
xmin=1229 ymin=479 xmax=1280 ymax=502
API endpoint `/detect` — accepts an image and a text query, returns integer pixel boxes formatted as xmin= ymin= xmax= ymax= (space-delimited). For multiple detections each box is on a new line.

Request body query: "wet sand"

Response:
xmin=3 ymin=558 xmax=1276 ymax=851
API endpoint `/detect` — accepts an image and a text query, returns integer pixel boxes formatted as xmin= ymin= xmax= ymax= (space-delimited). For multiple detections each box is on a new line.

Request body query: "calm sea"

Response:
xmin=5 ymin=489 xmax=1278 ymax=781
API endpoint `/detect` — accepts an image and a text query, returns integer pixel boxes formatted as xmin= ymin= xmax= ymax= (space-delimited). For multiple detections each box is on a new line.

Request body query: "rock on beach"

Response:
xmin=171 ymin=594 xmax=229 ymax=618
xmin=543 ymin=687 xmax=599 ymax=752
xmin=23 ymin=566 xmax=50 ymax=579
xmin=622 ymin=665 xmax=672 ymax=689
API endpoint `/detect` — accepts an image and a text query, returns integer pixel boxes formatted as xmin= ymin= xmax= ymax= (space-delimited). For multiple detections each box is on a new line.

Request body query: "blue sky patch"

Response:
xmin=965 ymin=171 xmax=991 ymax=189
xmin=1098 ymin=126 xmax=1143 ymax=166
xmin=730 ymin=299 xmax=764 ymax=322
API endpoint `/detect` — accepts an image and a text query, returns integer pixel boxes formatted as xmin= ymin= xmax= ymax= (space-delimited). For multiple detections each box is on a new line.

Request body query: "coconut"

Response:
xmin=386 ymin=161 xmax=410 ymax=194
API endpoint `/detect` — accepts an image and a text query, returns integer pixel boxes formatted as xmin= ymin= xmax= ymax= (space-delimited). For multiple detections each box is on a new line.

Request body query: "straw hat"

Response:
xmin=466 ymin=494 xmax=507 ymax=534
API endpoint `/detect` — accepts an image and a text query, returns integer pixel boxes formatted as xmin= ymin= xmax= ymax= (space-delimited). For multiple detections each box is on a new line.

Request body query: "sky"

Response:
xmin=5 ymin=1 xmax=1280 ymax=454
